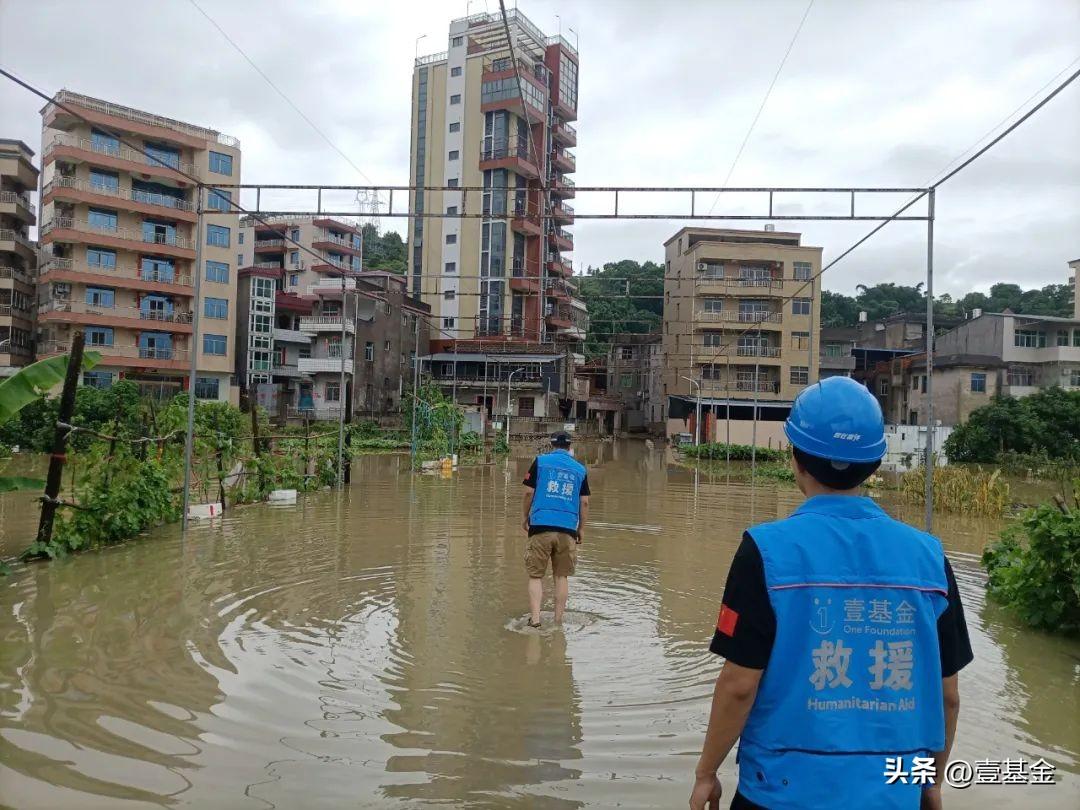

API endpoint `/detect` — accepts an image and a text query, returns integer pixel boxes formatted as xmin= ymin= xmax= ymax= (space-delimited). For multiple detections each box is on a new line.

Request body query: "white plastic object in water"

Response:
xmin=187 ymin=502 xmax=224 ymax=520
xmin=267 ymin=489 xmax=297 ymax=504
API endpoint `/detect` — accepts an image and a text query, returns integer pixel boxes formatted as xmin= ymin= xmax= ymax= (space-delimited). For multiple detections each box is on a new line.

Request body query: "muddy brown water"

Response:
xmin=1 ymin=442 xmax=1077 ymax=808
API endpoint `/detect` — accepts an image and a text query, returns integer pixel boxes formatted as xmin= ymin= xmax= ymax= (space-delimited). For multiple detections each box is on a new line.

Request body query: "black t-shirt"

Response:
xmin=523 ymin=457 xmax=590 ymax=538
xmin=710 ymin=533 xmax=974 ymax=677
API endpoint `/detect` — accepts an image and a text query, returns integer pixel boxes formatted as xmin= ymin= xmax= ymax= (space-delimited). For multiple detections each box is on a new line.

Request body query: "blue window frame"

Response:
xmin=352 ymin=234 xmax=362 ymax=250
xmin=132 ymin=179 xmax=184 ymax=209
xmin=145 ymin=141 xmax=180 ymax=170
xmin=85 ymin=326 xmax=114 ymax=346
xmin=203 ymin=333 xmax=227 ymax=355
xmin=206 ymin=260 xmax=229 ymax=283
xmin=290 ymin=228 xmax=299 ymax=241
xmin=85 ymin=286 xmax=115 ymax=307
xmin=194 ymin=376 xmax=221 ymax=399
xmin=139 ymin=331 xmax=173 ymax=359
xmin=141 ymin=257 xmax=175 ymax=283
xmin=207 ymin=188 xmax=231 ymax=212
xmin=140 ymin=294 xmax=174 ymax=320
xmin=204 ymin=297 xmax=228 ymax=319
xmin=209 ymin=151 xmax=233 ymax=176
xmin=88 ymin=208 xmax=117 ymax=231
xmin=90 ymin=129 xmax=119 ymax=156
xmin=351 ymin=256 xmax=361 ymax=271
xmin=289 ymin=250 xmax=299 ymax=266
xmin=238 ymin=232 xmax=245 ymax=245
xmin=83 ymin=370 xmax=114 ymax=389
xmin=289 ymin=273 xmax=300 ymax=286
xmin=87 ymin=248 xmax=117 ymax=269
xmin=970 ymin=373 xmax=987 ymax=393
xmin=142 ymin=219 xmax=177 ymax=246
xmin=207 ymin=225 xmax=230 ymax=247
xmin=89 ymin=169 xmax=119 ymax=193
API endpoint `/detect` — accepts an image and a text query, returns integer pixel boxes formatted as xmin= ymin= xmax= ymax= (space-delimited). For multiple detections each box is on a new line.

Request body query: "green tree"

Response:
xmin=361 ymin=225 xmax=407 ymax=274
xmin=578 ymin=259 xmax=663 ymax=357
xmin=943 ymin=388 xmax=1080 ymax=463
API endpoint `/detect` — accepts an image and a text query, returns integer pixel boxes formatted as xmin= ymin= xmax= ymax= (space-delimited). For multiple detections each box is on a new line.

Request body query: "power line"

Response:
xmin=186 ymin=0 xmax=376 ymax=186
xmin=705 ymin=0 xmax=814 ymax=215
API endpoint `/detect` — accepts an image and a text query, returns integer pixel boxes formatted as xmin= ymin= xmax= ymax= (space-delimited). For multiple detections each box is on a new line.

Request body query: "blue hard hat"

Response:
xmin=784 ymin=376 xmax=886 ymax=463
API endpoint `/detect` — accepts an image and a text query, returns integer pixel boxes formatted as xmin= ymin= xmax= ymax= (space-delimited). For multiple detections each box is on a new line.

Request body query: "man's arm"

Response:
xmin=922 ymin=675 xmax=959 ymax=809
xmin=577 ymin=495 xmax=589 ymax=543
xmin=522 ymin=486 xmax=534 ymax=533
xmin=690 ymin=662 xmax=763 ymax=809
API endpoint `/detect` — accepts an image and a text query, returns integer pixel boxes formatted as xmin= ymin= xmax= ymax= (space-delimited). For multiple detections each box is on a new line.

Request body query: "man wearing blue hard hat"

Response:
xmin=690 ymin=376 xmax=972 ymax=810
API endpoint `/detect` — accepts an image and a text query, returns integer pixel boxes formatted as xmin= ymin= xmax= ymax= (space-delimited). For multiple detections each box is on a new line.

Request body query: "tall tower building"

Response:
xmin=409 ymin=10 xmax=583 ymax=350
xmin=38 ymin=90 xmax=241 ymax=401
xmin=0 ymin=139 xmax=38 ymax=376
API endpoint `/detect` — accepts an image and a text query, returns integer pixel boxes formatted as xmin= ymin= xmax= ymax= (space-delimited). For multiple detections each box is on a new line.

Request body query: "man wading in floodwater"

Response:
xmin=522 ymin=431 xmax=590 ymax=628
xmin=690 ymin=377 xmax=973 ymax=810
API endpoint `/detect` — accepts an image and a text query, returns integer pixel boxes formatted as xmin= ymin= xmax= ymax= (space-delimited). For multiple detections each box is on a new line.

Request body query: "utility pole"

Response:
xmin=680 ymin=375 xmax=701 ymax=446
xmin=36 ymin=330 xmax=84 ymax=547
xmin=181 ymin=187 xmax=205 ymax=530
xmin=506 ymin=366 xmax=524 ymax=445
xmin=924 ymin=187 xmax=936 ymax=532
xmin=409 ymin=314 xmax=420 ymax=466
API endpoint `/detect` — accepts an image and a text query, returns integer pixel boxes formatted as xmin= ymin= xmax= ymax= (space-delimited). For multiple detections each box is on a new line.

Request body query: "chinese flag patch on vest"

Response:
xmin=716 ymin=604 xmax=739 ymax=637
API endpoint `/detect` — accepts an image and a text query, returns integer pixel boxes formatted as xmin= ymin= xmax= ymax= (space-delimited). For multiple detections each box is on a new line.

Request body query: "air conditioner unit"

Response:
xmin=697 ymin=262 xmax=709 ymax=271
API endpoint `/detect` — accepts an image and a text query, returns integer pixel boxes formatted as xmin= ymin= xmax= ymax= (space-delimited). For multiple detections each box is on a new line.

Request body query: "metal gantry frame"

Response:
xmin=213 ymin=182 xmax=938 ymax=528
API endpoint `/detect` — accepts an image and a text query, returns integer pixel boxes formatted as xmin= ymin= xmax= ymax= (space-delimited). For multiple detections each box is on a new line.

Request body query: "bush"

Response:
xmin=944 ymin=388 xmax=1080 ymax=463
xmin=982 ymin=501 xmax=1080 ymax=634
xmin=681 ymin=442 xmax=788 ymax=463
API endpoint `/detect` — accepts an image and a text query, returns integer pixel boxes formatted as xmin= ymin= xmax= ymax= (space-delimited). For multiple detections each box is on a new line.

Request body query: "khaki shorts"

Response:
xmin=525 ymin=531 xmax=577 ymax=578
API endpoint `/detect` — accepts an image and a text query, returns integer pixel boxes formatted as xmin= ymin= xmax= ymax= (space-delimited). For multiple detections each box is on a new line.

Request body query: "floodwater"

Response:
xmin=1 ymin=442 xmax=1077 ymax=809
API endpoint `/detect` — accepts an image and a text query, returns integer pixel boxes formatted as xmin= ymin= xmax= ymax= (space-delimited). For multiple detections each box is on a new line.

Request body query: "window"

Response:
xmin=325 ymin=382 xmax=341 ymax=402
xmin=1014 ymin=329 xmax=1045 ymax=348
xmin=446 ymin=206 xmax=458 ymax=217
xmin=209 ymin=151 xmax=233 ymax=176
xmin=448 ymin=150 xmax=459 ymax=160
xmin=204 ymin=297 xmax=228 ymax=319
xmin=446 ymin=234 xmax=457 ymax=244
xmin=83 ymin=370 xmax=114 ymax=389
xmin=89 ymin=169 xmax=119 ymax=193
xmin=878 ymin=379 xmax=888 ymax=396
xmin=447 ymin=178 xmax=459 ymax=188
xmin=792 ymin=298 xmax=812 ymax=315
xmin=1056 ymin=330 xmax=1070 ymax=347
xmin=702 ymin=299 xmax=723 ymax=314
xmin=290 ymin=228 xmax=299 ymax=241
xmin=443 ymin=316 xmax=456 ymax=329
xmin=364 ymin=341 xmax=374 ymax=361
xmin=450 ymin=94 xmax=461 ymax=105
xmin=824 ymin=342 xmax=844 ymax=357
xmin=238 ymin=232 xmax=245 ymax=245
xmin=450 ymin=66 xmax=462 ymax=77
xmin=85 ymin=326 xmax=114 ymax=346
xmin=451 ymin=35 xmax=463 ymax=46
xmin=619 ymin=346 xmax=633 ymax=360
xmin=88 ymin=208 xmax=117 ymax=231
xmin=87 ymin=248 xmax=117 ymax=269
xmin=793 ymin=262 xmax=812 ymax=281
xmin=911 ymin=375 xmax=919 ymax=390
xmin=207 ymin=188 xmax=231 ymax=212
xmin=90 ymin=128 xmax=120 ymax=156
xmin=289 ymin=273 xmax=299 ymax=287
xmin=1074 ymin=329 xmax=1080 ymax=347
xmin=206 ymin=260 xmax=229 ymax=283
xmin=791 ymin=331 xmax=810 ymax=349
xmin=207 ymin=224 xmax=230 ymax=247
xmin=145 ymin=142 xmax=180 ymax=170
xmin=970 ymin=372 xmax=987 ymax=393
xmin=790 ymin=366 xmax=809 ymax=385
xmin=384 ymin=340 xmax=391 ymax=352
xmin=1007 ymin=368 xmax=1034 ymax=387
xmin=203 ymin=333 xmax=227 ymax=355
xmin=481 ymin=76 xmax=545 ymax=113
xmin=449 ymin=122 xmax=460 ymax=133
xmin=518 ymin=396 xmax=535 ymax=417
xmin=194 ymin=377 xmax=220 ymax=399
xmin=702 ymin=332 xmax=724 ymax=347
xmin=620 ymin=374 xmax=634 ymax=389
xmin=237 ymin=253 xmax=243 ymax=265
xmin=444 ymin=289 xmax=456 ymax=300
xmin=290 ymin=250 xmax=299 ymax=266
xmin=85 ymin=286 xmax=114 ymax=307
xmin=1071 ymin=369 xmax=1080 ymax=387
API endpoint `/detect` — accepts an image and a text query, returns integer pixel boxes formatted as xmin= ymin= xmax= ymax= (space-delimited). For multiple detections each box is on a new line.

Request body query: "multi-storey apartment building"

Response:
xmin=37 ymin=91 xmax=241 ymax=401
xmin=607 ymin=333 xmax=663 ymax=432
xmin=236 ymin=216 xmax=428 ymax=420
xmin=409 ymin=10 xmax=585 ymax=406
xmin=1069 ymin=258 xmax=1078 ymax=318
xmin=0 ymin=140 xmax=38 ymax=376
xmin=662 ymin=227 xmax=822 ymax=443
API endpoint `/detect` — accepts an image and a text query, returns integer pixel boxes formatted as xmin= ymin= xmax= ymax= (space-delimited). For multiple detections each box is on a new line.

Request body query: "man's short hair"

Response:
xmin=793 ymin=446 xmax=880 ymax=490
xmin=550 ymin=431 xmax=572 ymax=448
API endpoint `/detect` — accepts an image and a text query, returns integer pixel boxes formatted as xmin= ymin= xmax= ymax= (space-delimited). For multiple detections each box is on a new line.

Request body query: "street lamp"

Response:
xmin=506 ymin=367 xmax=525 ymax=445
xmin=681 ymin=374 xmax=702 ymax=446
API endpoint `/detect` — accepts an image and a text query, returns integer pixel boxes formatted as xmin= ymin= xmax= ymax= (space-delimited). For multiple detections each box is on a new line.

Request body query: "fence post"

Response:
xmin=250 ymin=397 xmax=265 ymax=494
xmin=35 ymin=331 xmax=85 ymax=547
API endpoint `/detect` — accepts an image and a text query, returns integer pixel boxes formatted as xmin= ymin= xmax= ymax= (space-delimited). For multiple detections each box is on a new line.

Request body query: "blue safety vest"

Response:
xmin=528 ymin=450 xmax=586 ymax=532
xmin=737 ymin=495 xmax=949 ymax=809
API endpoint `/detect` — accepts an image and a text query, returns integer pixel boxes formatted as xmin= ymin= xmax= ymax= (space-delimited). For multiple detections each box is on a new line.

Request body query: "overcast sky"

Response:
xmin=1 ymin=0 xmax=1077 ymax=296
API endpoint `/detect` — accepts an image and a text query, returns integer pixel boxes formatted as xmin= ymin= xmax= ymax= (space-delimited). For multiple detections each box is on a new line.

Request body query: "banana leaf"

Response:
xmin=0 ymin=352 xmax=102 ymax=424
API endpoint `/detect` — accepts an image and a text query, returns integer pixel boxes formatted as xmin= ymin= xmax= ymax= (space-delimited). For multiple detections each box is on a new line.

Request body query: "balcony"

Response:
xmin=38 ymin=339 xmax=190 ymax=370
xmin=0 ymin=228 xmax=36 ymax=261
xmin=545 ymin=279 xmax=573 ymax=302
xmin=547 ymin=257 xmax=573 ymax=278
xmin=736 ymin=346 xmax=782 ymax=359
xmin=552 ymin=95 xmax=578 ymax=123
xmin=695 ymin=310 xmax=783 ymax=328
xmin=0 ymin=265 xmax=35 ymax=286
xmin=510 ymin=262 xmax=540 ymax=294
xmin=552 ymin=202 xmax=574 ymax=224
xmin=821 ymin=353 xmax=857 ymax=372
xmin=39 ymin=300 xmax=194 ymax=334
xmin=695 ymin=275 xmax=786 ymax=292
xmin=735 ymin=379 xmax=781 ymax=394
xmin=552 ymin=120 xmax=577 ymax=147
xmin=479 ymin=143 xmax=540 ymax=180
xmin=307 ymin=277 xmax=357 ymax=297
xmin=511 ymin=206 xmax=543 ymax=237
xmin=551 ymin=228 xmax=574 ymax=252
xmin=254 ymin=238 xmax=286 ymax=253
xmin=298 ymin=356 xmax=353 ymax=375
xmin=45 ymin=133 xmax=196 ymax=180
xmin=39 ymin=256 xmax=194 ymax=294
xmin=552 ymin=147 xmax=576 ymax=173
xmin=0 ymin=302 xmax=33 ymax=320
xmin=43 ymin=176 xmax=197 ymax=223
xmin=551 ymin=174 xmax=575 ymax=198
xmin=272 ymin=363 xmax=306 ymax=379
xmin=312 ymin=231 xmax=361 ymax=256
xmin=272 ymin=326 xmax=311 ymax=344
xmin=40 ymin=217 xmax=195 ymax=260
xmin=299 ymin=315 xmax=355 ymax=334
xmin=545 ymin=304 xmax=574 ymax=330
xmin=0 ymin=190 xmax=35 ymax=224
